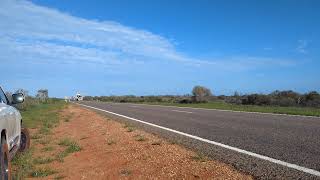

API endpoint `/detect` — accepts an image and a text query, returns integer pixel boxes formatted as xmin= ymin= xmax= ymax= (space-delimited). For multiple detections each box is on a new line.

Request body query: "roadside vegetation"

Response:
xmin=9 ymin=91 xmax=81 ymax=179
xmin=11 ymin=98 xmax=62 ymax=179
xmin=191 ymin=153 xmax=207 ymax=162
xmin=124 ymin=123 xmax=135 ymax=132
xmin=56 ymin=138 xmax=81 ymax=162
xmin=84 ymin=86 xmax=320 ymax=117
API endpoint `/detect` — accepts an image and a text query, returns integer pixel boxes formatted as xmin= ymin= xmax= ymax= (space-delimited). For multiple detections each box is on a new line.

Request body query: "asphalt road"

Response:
xmin=77 ymin=101 xmax=320 ymax=179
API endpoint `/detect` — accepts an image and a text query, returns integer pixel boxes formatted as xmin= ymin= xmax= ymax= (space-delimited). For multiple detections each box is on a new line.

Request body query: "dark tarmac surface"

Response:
xmin=77 ymin=101 xmax=320 ymax=179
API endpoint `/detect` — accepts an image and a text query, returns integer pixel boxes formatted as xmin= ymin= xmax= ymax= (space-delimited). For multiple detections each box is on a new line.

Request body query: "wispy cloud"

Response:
xmin=0 ymin=0 xmax=296 ymax=72
xmin=0 ymin=0 xmax=176 ymax=65
xmin=296 ymin=39 xmax=309 ymax=54
xmin=263 ymin=47 xmax=272 ymax=51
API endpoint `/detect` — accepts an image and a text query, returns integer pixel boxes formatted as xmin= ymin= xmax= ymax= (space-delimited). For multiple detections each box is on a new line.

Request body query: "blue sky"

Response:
xmin=1 ymin=0 xmax=319 ymax=97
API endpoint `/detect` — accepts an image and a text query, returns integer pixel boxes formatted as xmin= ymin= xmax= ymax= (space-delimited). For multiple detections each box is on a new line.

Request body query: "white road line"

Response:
xmin=172 ymin=110 xmax=193 ymax=114
xmin=130 ymin=105 xmax=139 ymax=108
xmin=76 ymin=103 xmax=320 ymax=177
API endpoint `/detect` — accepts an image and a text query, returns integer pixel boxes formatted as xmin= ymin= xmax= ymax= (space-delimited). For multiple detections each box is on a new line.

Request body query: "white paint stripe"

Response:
xmin=172 ymin=110 xmax=193 ymax=114
xmin=76 ymin=103 xmax=320 ymax=177
xmin=117 ymin=102 xmax=320 ymax=119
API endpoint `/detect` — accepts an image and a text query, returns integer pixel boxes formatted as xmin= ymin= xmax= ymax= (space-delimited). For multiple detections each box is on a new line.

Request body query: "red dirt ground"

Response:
xmin=30 ymin=105 xmax=252 ymax=179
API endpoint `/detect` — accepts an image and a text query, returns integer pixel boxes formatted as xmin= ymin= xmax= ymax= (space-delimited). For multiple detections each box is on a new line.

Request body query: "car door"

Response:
xmin=8 ymin=103 xmax=21 ymax=149
xmin=0 ymin=87 xmax=17 ymax=150
xmin=0 ymin=102 xmax=10 ymax=144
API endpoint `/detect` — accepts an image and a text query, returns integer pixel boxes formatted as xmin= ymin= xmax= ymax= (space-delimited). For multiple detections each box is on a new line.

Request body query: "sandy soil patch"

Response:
xmin=29 ymin=104 xmax=252 ymax=179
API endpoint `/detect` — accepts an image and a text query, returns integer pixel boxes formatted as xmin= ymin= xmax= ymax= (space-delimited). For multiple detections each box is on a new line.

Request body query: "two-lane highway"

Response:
xmin=77 ymin=101 xmax=320 ymax=179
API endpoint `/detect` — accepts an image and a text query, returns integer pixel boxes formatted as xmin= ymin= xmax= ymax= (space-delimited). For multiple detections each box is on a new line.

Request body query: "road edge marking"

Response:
xmin=75 ymin=102 xmax=320 ymax=177
xmin=171 ymin=110 xmax=193 ymax=114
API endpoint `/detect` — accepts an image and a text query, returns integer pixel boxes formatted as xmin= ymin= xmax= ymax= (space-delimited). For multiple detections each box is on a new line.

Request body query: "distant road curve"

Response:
xmin=76 ymin=101 xmax=320 ymax=179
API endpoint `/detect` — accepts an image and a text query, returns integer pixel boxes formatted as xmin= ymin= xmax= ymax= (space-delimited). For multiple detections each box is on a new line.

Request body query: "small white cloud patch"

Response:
xmin=296 ymin=40 xmax=308 ymax=54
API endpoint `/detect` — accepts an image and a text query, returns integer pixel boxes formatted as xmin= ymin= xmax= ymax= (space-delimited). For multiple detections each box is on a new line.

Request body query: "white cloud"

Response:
xmin=0 ymin=0 xmax=296 ymax=71
xmin=296 ymin=39 xmax=308 ymax=54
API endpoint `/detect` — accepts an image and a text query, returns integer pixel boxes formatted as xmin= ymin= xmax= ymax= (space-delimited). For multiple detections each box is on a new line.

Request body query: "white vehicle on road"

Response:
xmin=75 ymin=93 xmax=83 ymax=101
xmin=0 ymin=86 xmax=30 ymax=179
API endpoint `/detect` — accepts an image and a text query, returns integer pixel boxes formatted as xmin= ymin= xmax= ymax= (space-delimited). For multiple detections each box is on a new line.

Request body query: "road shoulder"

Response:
xmin=27 ymin=104 xmax=252 ymax=179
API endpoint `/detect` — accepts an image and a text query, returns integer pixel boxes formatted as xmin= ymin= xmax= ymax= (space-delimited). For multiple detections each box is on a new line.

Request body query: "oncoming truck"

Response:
xmin=75 ymin=93 xmax=83 ymax=101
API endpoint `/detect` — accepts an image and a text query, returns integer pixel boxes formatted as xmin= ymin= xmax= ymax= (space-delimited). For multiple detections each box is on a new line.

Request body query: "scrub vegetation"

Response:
xmin=11 ymin=97 xmax=81 ymax=179
xmin=84 ymin=86 xmax=320 ymax=117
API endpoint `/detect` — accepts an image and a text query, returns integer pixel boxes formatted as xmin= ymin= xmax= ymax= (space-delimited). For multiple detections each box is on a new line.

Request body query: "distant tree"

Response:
xmin=241 ymin=94 xmax=271 ymax=105
xmin=178 ymin=98 xmax=193 ymax=104
xmin=36 ymin=89 xmax=49 ymax=101
xmin=217 ymin=95 xmax=226 ymax=100
xmin=234 ymin=91 xmax=240 ymax=97
xmin=191 ymin=86 xmax=213 ymax=103
xmin=268 ymin=90 xmax=301 ymax=106
xmin=305 ymin=91 xmax=319 ymax=101
xmin=303 ymin=91 xmax=320 ymax=107
xmin=83 ymin=96 xmax=94 ymax=101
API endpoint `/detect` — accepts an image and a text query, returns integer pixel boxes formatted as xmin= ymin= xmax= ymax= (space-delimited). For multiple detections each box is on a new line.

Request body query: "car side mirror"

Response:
xmin=12 ymin=93 xmax=24 ymax=104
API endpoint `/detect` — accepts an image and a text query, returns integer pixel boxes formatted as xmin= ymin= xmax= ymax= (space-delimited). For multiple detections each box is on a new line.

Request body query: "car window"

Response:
xmin=0 ymin=87 xmax=8 ymax=104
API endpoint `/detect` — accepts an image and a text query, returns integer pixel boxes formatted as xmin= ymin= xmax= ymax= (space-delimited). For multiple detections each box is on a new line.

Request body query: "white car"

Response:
xmin=0 ymin=86 xmax=30 ymax=179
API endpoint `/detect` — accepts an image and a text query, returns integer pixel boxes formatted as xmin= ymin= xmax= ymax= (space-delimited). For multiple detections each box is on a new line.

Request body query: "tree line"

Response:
xmin=84 ymin=86 xmax=320 ymax=108
xmin=224 ymin=90 xmax=320 ymax=107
